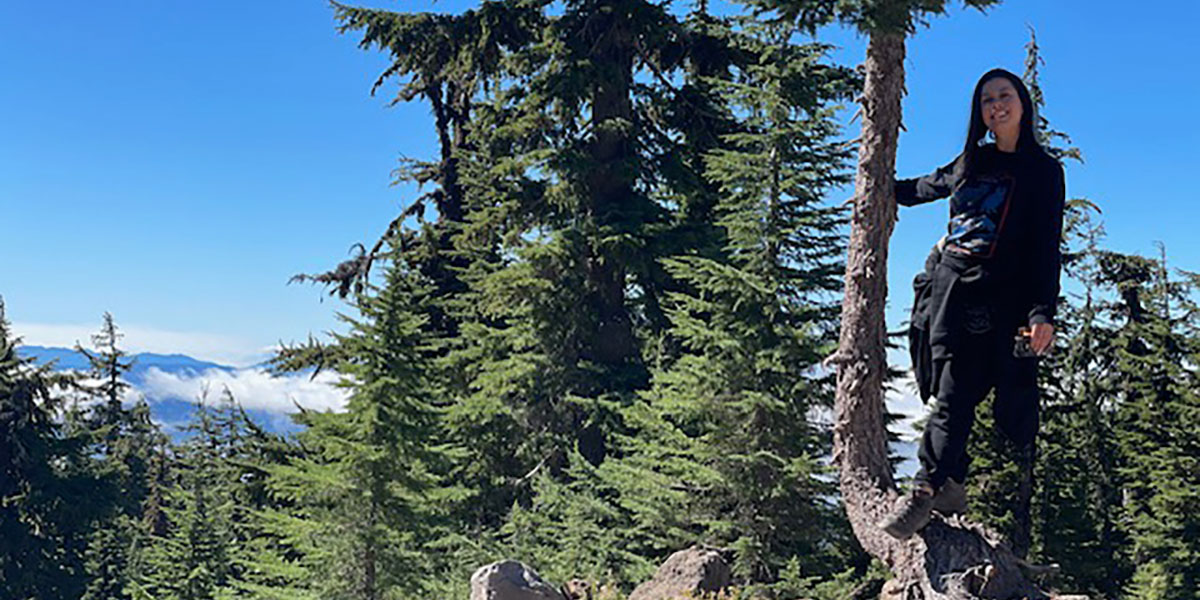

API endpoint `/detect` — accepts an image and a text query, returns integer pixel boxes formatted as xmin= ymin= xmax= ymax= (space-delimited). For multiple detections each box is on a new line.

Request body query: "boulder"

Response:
xmin=628 ymin=547 xmax=731 ymax=600
xmin=470 ymin=560 xmax=566 ymax=600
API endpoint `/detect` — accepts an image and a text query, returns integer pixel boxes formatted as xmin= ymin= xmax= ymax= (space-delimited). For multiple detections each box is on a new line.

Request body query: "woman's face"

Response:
xmin=979 ymin=77 xmax=1023 ymax=143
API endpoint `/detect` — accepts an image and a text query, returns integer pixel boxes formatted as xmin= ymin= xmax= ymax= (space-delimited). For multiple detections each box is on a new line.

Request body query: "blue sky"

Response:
xmin=3 ymin=0 xmax=1197 ymax=369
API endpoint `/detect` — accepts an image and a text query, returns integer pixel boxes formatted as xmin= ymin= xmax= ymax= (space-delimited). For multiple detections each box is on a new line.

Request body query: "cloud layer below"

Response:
xmin=139 ymin=367 xmax=348 ymax=414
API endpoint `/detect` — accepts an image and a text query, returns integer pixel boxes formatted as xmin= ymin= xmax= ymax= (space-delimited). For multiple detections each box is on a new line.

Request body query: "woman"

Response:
xmin=878 ymin=68 xmax=1066 ymax=541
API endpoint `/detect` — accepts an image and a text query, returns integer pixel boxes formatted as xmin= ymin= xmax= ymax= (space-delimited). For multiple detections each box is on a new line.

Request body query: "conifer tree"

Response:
xmin=326 ymin=0 xmax=738 ymax=549
xmin=319 ymin=2 xmax=1082 ymax=597
xmin=501 ymin=452 xmax=653 ymax=588
xmin=604 ymin=14 xmax=860 ymax=590
xmin=318 ymin=1 xmax=881 ymax=595
xmin=1100 ymin=247 xmax=1200 ymax=600
xmin=70 ymin=314 xmax=168 ymax=600
xmin=77 ymin=313 xmax=134 ymax=425
xmin=0 ymin=298 xmax=99 ymax=600
xmin=210 ymin=390 xmax=313 ymax=600
xmin=1027 ymin=208 xmax=1127 ymax=597
xmin=282 ymin=3 xmax=546 ymax=547
xmin=268 ymin=243 xmax=468 ymax=599
xmin=795 ymin=0 xmax=1075 ymax=596
xmin=128 ymin=389 xmax=311 ymax=600
xmin=133 ymin=396 xmax=236 ymax=600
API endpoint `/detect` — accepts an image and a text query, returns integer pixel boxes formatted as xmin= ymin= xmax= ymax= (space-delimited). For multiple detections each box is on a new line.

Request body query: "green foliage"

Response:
xmin=128 ymin=390 xmax=316 ymax=600
xmin=134 ymin=396 xmax=239 ymax=600
xmin=603 ymin=11 xmax=862 ymax=590
xmin=70 ymin=314 xmax=170 ymax=600
xmin=1104 ymin=248 xmax=1200 ymax=600
xmin=773 ymin=558 xmax=889 ymax=600
xmin=264 ymin=247 xmax=472 ymax=599
xmin=294 ymin=0 xmax=868 ymax=595
xmin=1016 ymin=204 xmax=1128 ymax=597
xmin=28 ymin=3 xmax=1200 ymax=599
xmin=0 ymin=305 xmax=168 ymax=600
xmin=501 ymin=452 xmax=656 ymax=588
xmin=0 ymin=301 xmax=114 ymax=600
xmin=739 ymin=0 xmax=1001 ymax=35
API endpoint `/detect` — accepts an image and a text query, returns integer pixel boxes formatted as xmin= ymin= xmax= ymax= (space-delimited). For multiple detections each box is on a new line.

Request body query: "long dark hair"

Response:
xmin=961 ymin=68 xmax=1045 ymax=176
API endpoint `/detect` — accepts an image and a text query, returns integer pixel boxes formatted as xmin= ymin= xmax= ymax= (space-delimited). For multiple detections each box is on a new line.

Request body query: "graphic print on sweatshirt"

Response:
xmin=945 ymin=174 xmax=1014 ymax=258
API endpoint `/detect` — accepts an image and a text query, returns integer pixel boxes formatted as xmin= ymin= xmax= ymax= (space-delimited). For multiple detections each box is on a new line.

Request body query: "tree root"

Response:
xmin=882 ymin=513 xmax=1054 ymax=600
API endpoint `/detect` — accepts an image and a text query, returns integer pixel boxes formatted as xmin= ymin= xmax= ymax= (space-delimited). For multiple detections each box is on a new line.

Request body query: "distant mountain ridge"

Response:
xmin=17 ymin=345 xmax=298 ymax=435
xmin=19 ymin=345 xmax=235 ymax=381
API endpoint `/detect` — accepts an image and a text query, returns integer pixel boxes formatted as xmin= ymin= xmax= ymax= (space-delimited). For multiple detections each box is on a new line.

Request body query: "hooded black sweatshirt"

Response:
xmin=896 ymin=143 xmax=1066 ymax=328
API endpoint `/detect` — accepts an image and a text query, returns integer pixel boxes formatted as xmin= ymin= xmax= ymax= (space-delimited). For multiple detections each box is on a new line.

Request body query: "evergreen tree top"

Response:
xmin=738 ymin=0 xmax=1001 ymax=35
xmin=75 ymin=313 xmax=136 ymax=417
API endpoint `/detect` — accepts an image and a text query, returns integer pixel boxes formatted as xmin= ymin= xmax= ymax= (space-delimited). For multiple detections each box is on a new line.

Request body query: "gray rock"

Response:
xmin=470 ymin=560 xmax=566 ymax=600
xmin=628 ymin=547 xmax=731 ymax=600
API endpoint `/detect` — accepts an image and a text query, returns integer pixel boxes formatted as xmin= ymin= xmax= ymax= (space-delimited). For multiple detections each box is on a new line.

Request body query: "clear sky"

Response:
xmin=4 ymin=0 xmax=1198 ymax=369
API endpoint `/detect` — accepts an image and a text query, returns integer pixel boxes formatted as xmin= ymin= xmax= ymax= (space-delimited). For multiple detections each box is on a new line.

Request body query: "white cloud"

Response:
xmin=139 ymin=367 xmax=348 ymax=414
xmin=11 ymin=322 xmax=269 ymax=367
xmin=886 ymin=372 xmax=930 ymax=442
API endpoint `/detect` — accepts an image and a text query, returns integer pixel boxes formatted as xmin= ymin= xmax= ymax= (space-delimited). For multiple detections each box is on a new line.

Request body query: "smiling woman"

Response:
xmin=979 ymin=76 xmax=1023 ymax=151
xmin=880 ymin=68 xmax=1066 ymax=547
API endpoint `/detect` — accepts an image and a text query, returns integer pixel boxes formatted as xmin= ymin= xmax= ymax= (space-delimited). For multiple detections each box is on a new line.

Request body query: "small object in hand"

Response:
xmin=1013 ymin=326 xmax=1038 ymax=358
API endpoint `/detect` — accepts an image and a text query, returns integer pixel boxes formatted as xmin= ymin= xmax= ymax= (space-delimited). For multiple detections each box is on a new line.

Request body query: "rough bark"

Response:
xmin=833 ymin=29 xmax=1055 ymax=600
xmin=832 ymin=27 xmax=906 ymax=569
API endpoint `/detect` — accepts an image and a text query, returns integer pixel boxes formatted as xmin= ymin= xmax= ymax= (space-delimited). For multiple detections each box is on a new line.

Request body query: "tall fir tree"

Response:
xmin=132 ymin=398 xmax=236 ymax=600
xmin=0 ymin=298 xmax=102 ymax=600
xmin=73 ymin=313 xmax=170 ymax=600
xmin=604 ymin=13 xmax=861 ymax=591
xmin=129 ymin=389 xmax=311 ymax=600
xmin=1101 ymin=246 xmax=1200 ymax=600
xmin=314 ymin=0 xmax=878 ymax=595
xmin=1029 ymin=207 xmax=1127 ymax=597
xmin=268 ymin=242 xmax=469 ymax=599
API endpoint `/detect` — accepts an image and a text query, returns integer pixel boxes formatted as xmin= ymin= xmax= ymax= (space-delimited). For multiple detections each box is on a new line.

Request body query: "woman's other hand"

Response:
xmin=1030 ymin=322 xmax=1054 ymax=355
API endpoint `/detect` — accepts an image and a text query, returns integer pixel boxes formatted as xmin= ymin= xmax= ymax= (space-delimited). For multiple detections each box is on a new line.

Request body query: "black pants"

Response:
xmin=914 ymin=315 xmax=1040 ymax=489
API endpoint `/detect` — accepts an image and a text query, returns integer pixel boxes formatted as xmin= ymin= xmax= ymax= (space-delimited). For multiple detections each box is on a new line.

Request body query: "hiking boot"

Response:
xmin=932 ymin=478 xmax=967 ymax=515
xmin=878 ymin=486 xmax=934 ymax=540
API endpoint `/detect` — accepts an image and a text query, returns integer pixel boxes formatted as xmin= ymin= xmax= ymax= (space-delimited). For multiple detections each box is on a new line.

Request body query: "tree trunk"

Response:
xmin=833 ymin=30 xmax=1050 ymax=600
xmin=584 ymin=0 xmax=638 ymax=370
xmin=833 ymin=25 xmax=904 ymax=570
xmin=421 ymin=79 xmax=471 ymax=341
